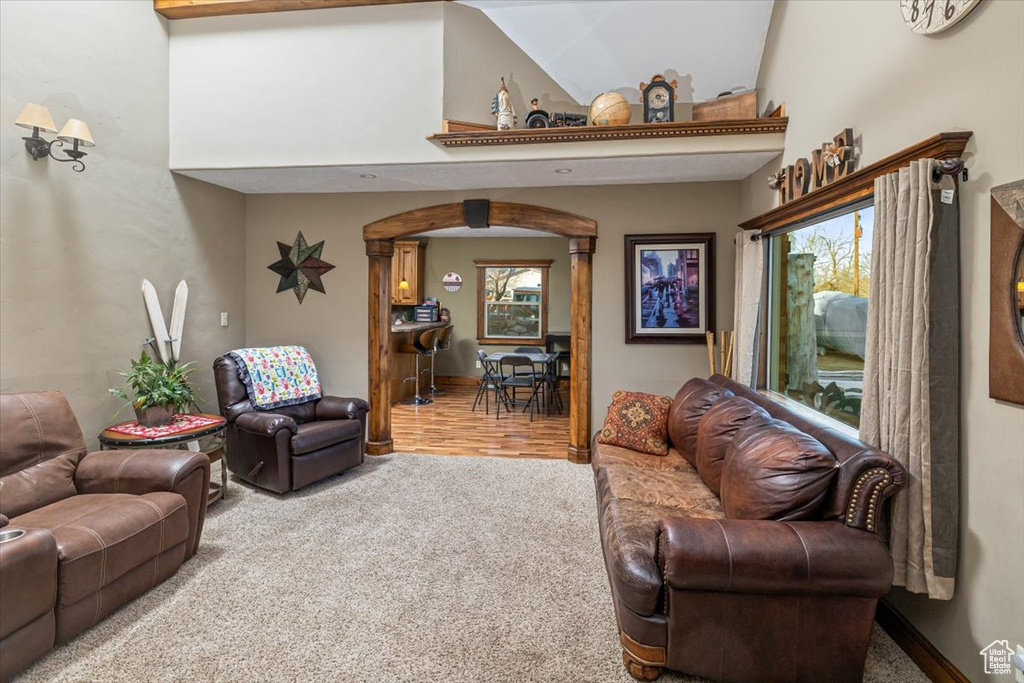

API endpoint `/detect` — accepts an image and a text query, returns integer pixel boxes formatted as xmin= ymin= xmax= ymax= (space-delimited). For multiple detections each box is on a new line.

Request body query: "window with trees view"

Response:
xmin=766 ymin=202 xmax=873 ymax=428
xmin=475 ymin=260 xmax=551 ymax=344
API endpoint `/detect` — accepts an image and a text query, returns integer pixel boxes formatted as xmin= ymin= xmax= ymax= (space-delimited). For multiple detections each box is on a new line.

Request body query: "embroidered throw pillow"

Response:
xmin=597 ymin=390 xmax=673 ymax=456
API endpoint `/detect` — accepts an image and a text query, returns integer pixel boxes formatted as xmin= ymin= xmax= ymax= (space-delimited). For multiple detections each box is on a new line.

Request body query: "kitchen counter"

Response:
xmin=390 ymin=320 xmax=448 ymax=334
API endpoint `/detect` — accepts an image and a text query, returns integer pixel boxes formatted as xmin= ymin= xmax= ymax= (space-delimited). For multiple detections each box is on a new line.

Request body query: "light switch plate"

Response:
xmin=220 ymin=312 xmax=229 ymax=327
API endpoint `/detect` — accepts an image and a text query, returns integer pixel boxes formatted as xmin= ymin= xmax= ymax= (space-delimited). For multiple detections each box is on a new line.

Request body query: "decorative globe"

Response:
xmin=588 ymin=92 xmax=631 ymax=126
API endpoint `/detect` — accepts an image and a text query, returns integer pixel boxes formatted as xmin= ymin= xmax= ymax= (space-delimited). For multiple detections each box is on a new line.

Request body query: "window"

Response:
xmin=766 ymin=202 xmax=873 ymax=429
xmin=475 ymin=260 xmax=551 ymax=344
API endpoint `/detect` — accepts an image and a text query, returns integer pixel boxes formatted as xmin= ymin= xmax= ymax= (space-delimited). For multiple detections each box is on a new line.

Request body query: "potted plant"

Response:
xmin=110 ymin=348 xmax=197 ymax=427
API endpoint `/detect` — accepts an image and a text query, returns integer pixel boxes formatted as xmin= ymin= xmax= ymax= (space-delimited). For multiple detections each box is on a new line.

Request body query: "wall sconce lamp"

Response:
xmin=15 ymin=103 xmax=95 ymax=173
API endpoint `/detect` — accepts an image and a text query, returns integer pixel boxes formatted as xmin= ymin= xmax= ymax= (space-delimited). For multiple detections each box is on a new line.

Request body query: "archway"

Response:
xmin=363 ymin=201 xmax=597 ymax=463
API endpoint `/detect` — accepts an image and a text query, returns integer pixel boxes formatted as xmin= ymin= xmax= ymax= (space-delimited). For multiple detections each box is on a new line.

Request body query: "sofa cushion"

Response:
xmin=0 ymin=392 xmax=87 ymax=518
xmin=695 ymin=396 xmax=772 ymax=496
xmin=13 ymin=492 xmax=189 ymax=606
xmin=597 ymin=463 xmax=723 ymax=616
xmin=291 ymin=420 xmax=362 ymax=455
xmin=721 ymin=419 xmax=838 ymax=521
xmin=597 ymin=391 xmax=673 ymax=456
xmin=592 ymin=441 xmax=693 ymax=473
xmin=667 ymin=378 xmax=734 ymax=465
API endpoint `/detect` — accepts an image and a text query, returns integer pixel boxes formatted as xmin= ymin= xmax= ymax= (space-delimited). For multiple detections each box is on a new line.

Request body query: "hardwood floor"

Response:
xmin=390 ymin=382 xmax=570 ymax=459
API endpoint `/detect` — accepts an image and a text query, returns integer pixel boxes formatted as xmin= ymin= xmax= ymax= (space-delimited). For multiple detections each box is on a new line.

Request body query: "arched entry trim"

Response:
xmin=363 ymin=201 xmax=597 ymax=463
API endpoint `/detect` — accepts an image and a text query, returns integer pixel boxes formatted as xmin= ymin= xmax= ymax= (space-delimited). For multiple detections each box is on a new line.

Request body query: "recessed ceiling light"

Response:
xmin=554 ymin=168 xmax=572 ymax=174
xmin=359 ymin=173 xmax=377 ymax=179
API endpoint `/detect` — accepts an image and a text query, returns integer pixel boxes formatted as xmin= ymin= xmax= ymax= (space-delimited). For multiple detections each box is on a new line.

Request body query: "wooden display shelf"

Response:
xmin=428 ymin=117 xmax=789 ymax=148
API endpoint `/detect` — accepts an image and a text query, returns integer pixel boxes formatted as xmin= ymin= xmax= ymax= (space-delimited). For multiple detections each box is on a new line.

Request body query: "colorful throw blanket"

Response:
xmin=227 ymin=346 xmax=322 ymax=410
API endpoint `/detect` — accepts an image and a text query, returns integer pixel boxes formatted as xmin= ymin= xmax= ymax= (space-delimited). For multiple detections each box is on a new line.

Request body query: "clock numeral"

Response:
xmin=925 ymin=0 xmax=936 ymax=27
xmin=945 ymin=0 xmax=956 ymax=20
xmin=910 ymin=0 xmax=919 ymax=22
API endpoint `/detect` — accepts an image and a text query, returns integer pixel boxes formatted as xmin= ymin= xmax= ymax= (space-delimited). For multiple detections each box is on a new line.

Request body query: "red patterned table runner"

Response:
xmin=107 ymin=414 xmax=224 ymax=438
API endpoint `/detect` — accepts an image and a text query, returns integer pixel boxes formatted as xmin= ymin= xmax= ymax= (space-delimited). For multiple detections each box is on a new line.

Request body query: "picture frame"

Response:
xmin=625 ymin=233 xmax=715 ymax=344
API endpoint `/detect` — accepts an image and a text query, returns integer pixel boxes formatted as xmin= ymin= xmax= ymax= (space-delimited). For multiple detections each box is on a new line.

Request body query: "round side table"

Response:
xmin=99 ymin=414 xmax=228 ymax=506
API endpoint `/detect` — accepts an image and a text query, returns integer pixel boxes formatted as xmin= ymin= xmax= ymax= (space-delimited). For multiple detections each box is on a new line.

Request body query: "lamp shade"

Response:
xmin=398 ymin=279 xmax=411 ymax=290
xmin=57 ymin=119 xmax=95 ymax=147
xmin=14 ymin=103 xmax=57 ymax=133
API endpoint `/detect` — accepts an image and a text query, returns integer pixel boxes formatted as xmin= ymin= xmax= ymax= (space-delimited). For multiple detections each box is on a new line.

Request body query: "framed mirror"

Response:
xmin=989 ymin=179 xmax=1024 ymax=405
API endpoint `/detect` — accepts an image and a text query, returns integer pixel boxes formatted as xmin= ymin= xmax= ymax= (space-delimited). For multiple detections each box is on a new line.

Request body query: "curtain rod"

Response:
xmin=933 ymin=157 xmax=966 ymax=182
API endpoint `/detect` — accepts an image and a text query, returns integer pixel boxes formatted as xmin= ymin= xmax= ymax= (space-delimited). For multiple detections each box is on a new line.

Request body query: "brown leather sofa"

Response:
xmin=213 ymin=355 xmax=368 ymax=493
xmin=0 ymin=392 xmax=210 ymax=681
xmin=594 ymin=375 xmax=906 ymax=683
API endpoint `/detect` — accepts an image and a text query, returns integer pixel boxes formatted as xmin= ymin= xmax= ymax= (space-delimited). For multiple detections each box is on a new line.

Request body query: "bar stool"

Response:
xmin=429 ymin=324 xmax=453 ymax=396
xmin=398 ymin=328 xmax=438 ymax=405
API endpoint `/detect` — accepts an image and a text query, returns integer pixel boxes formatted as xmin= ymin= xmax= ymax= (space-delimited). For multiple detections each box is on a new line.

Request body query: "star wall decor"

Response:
xmin=267 ymin=231 xmax=335 ymax=304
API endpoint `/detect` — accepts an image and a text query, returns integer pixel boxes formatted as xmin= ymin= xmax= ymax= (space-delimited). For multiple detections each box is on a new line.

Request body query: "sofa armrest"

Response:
xmin=658 ymin=517 xmax=893 ymax=598
xmin=827 ymin=451 xmax=906 ymax=533
xmin=234 ymin=411 xmax=298 ymax=437
xmin=75 ymin=449 xmax=209 ymax=496
xmin=75 ymin=449 xmax=211 ymax=560
xmin=316 ymin=396 xmax=369 ymax=422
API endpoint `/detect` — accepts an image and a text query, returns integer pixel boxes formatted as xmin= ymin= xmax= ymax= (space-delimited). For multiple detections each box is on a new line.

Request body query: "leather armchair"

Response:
xmin=213 ymin=355 xmax=367 ymax=494
xmin=0 ymin=391 xmax=210 ymax=681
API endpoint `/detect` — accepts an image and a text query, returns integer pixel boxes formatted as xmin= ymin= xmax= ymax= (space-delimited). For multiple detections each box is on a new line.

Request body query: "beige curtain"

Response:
xmin=861 ymin=159 xmax=959 ymax=600
xmin=732 ymin=231 xmax=764 ymax=386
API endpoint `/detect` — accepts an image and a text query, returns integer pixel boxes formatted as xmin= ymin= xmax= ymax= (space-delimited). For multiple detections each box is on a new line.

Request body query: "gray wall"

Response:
xmin=421 ymin=236 xmax=570 ymax=377
xmin=244 ymin=183 xmax=741 ymax=423
xmin=741 ymin=1 xmax=1024 ymax=679
xmin=0 ymin=0 xmax=246 ymax=446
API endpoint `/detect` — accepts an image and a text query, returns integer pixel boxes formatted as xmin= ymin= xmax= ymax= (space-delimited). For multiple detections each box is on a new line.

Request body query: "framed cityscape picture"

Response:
xmin=625 ymin=233 xmax=715 ymax=343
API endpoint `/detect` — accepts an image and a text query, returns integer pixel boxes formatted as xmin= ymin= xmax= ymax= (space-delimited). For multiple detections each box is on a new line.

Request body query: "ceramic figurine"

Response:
xmin=491 ymin=77 xmax=517 ymax=131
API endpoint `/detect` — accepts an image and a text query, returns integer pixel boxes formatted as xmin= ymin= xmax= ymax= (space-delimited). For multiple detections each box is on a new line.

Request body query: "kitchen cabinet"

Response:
xmin=391 ymin=240 xmax=427 ymax=305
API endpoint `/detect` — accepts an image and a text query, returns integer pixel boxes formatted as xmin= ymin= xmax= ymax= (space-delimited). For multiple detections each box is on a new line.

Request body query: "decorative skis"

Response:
xmin=141 ymin=279 xmax=188 ymax=364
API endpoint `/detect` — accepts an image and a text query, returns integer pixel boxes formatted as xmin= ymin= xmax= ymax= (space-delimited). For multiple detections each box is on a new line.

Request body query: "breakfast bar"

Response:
xmin=390 ymin=320 xmax=448 ymax=404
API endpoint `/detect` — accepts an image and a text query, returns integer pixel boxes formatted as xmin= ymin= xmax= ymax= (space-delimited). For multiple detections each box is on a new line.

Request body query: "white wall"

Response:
xmin=244 ymin=183 xmax=741 ymax=424
xmin=169 ymin=3 xmax=446 ymax=169
xmin=741 ymin=1 xmax=1024 ymax=679
xmin=0 ymin=1 xmax=246 ymax=446
xmin=442 ymin=2 xmax=584 ymax=126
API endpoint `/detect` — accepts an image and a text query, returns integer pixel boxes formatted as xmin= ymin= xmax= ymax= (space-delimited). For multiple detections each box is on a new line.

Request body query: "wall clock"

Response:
xmin=900 ymin=0 xmax=981 ymax=34
xmin=639 ymin=74 xmax=677 ymax=124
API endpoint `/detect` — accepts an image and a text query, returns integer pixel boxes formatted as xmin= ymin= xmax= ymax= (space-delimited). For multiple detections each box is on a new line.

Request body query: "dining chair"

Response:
xmin=472 ymin=349 xmax=503 ymax=415
xmin=499 ymin=355 xmax=543 ymax=421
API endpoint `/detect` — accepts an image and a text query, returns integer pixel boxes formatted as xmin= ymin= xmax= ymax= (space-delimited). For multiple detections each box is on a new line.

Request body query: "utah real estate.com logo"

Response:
xmin=979 ymin=640 xmax=1014 ymax=676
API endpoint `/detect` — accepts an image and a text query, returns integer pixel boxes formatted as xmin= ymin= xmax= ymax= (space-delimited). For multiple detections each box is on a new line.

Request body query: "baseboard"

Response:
xmin=436 ymin=375 xmax=479 ymax=386
xmin=875 ymin=598 xmax=970 ymax=683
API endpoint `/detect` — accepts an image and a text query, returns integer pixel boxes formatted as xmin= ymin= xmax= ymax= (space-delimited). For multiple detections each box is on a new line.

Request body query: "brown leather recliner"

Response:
xmin=213 ymin=355 xmax=367 ymax=494
xmin=0 ymin=392 xmax=210 ymax=681
xmin=594 ymin=375 xmax=906 ymax=683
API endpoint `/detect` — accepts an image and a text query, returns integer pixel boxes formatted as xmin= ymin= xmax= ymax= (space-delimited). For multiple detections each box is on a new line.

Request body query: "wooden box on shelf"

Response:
xmin=391 ymin=240 xmax=427 ymax=305
xmin=692 ymin=91 xmax=758 ymax=122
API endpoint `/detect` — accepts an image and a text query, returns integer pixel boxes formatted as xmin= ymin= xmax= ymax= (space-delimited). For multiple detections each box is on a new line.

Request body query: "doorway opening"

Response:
xmin=363 ymin=201 xmax=597 ymax=463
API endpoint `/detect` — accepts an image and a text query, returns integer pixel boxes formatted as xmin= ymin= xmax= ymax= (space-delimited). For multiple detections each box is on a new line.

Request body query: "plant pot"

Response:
xmin=135 ymin=404 xmax=175 ymax=427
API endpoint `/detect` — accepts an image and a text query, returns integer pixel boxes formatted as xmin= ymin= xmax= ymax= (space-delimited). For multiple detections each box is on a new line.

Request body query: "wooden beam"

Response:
xmin=363 ymin=201 xmax=597 ymax=241
xmin=428 ymin=117 xmax=789 ymax=148
xmin=567 ymin=236 xmax=596 ymax=464
xmin=154 ymin=0 xmax=440 ymax=20
xmin=366 ymin=239 xmax=394 ymax=456
xmin=739 ymin=131 xmax=972 ymax=233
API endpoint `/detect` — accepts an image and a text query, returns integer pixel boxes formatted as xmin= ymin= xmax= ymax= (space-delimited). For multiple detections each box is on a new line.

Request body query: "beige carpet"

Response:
xmin=19 ymin=454 xmax=927 ymax=683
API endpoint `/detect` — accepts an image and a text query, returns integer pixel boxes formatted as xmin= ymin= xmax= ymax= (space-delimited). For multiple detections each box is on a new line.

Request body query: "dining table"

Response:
xmin=482 ymin=351 xmax=562 ymax=416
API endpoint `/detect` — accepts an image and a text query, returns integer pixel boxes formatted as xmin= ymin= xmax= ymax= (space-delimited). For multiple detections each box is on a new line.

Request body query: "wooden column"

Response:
xmin=366 ymin=239 xmax=394 ymax=455
xmin=567 ymin=236 xmax=596 ymax=463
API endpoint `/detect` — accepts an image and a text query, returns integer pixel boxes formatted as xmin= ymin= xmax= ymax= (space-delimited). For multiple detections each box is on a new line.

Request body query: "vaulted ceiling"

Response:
xmin=457 ymin=0 xmax=775 ymax=105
